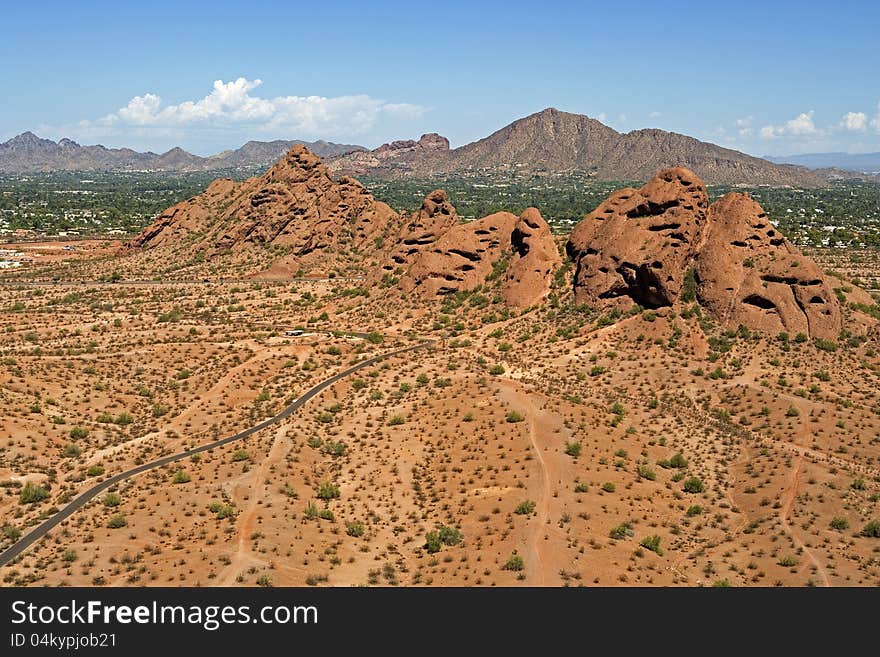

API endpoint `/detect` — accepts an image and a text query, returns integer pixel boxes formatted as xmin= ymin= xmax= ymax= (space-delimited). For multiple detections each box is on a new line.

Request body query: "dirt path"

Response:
xmin=779 ymin=453 xmax=831 ymax=587
xmin=496 ymin=380 xmax=555 ymax=586
xmin=215 ymin=424 xmax=294 ymax=585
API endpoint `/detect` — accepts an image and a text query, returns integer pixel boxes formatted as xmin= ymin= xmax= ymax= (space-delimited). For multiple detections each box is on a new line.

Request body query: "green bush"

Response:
xmin=231 ymin=449 xmax=250 ymax=462
xmin=172 ymin=470 xmax=191 ymax=484
xmin=317 ymin=482 xmax=340 ymax=500
xmin=505 ymin=411 xmax=525 ymax=423
xmin=829 ymin=517 xmax=849 ymax=531
xmin=637 ymin=464 xmax=656 ymax=481
xmin=862 ymin=519 xmax=880 ymax=537
xmin=102 ymin=492 xmax=121 ymax=507
xmin=69 ymin=427 xmax=89 ymax=440
xmin=86 ymin=465 xmax=105 ymax=477
xmin=610 ymin=523 xmax=632 ymax=539
xmin=387 ymin=415 xmax=406 ymax=426
xmin=2 ymin=525 xmax=22 ymax=542
xmin=19 ymin=483 xmax=49 ymax=504
xmin=601 ymin=482 xmax=616 ymax=493
xmin=504 ymin=552 xmax=524 ymax=571
xmin=640 ymin=535 xmax=663 ymax=555
xmin=574 ymin=482 xmax=589 ymax=493
xmin=683 ymin=477 xmax=705 ymax=494
xmin=514 ymin=500 xmax=536 ymax=515
xmin=208 ymin=501 xmax=236 ymax=520
xmin=489 ymin=364 xmax=506 ymax=375
xmin=425 ymin=532 xmax=442 ymax=554
xmin=686 ymin=505 xmax=703 ymax=517
xmin=779 ymin=555 xmax=798 ymax=567
xmin=62 ymin=443 xmax=81 ymax=458
xmin=107 ymin=514 xmax=127 ymax=529
xmin=345 ymin=521 xmax=365 ymax=537
xmin=438 ymin=525 xmax=463 ymax=546
xmin=564 ymin=442 xmax=582 ymax=457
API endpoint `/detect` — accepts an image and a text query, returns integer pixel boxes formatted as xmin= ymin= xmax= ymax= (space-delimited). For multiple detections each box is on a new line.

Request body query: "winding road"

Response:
xmin=0 ymin=338 xmax=434 ymax=568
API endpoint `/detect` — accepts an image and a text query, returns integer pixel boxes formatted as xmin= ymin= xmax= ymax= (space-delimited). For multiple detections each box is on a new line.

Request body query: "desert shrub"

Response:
xmin=2 ymin=525 xmax=22 ymax=542
xmin=107 ymin=514 xmax=127 ymax=529
xmin=505 ymin=411 xmax=525 ymax=423
xmin=514 ymin=500 xmax=536 ymax=515
xmin=19 ymin=483 xmax=49 ymax=504
xmin=489 ymin=364 xmax=506 ymax=375
xmin=574 ymin=482 xmax=589 ymax=493
xmin=637 ymin=464 xmax=656 ymax=480
xmin=172 ymin=470 xmax=191 ymax=484
xmin=564 ymin=442 xmax=582 ymax=457
xmin=640 ymin=535 xmax=663 ymax=555
xmin=425 ymin=532 xmax=442 ymax=554
xmin=62 ymin=443 xmax=81 ymax=458
xmin=209 ymin=501 xmax=236 ymax=519
xmin=686 ymin=505 xmax=703 ymax=517
xmin=830 ymin=517 xmax=849 ymax=531
xmin=438 ymin=525 xmax=463 ymax=546
xmin=346 ymin=521 xmax=365 ymax=537
xmin=86 ymin=465 xmax=104 ymax=477
xmin=102 ymin=492 xmax=122 ymax=507
xmin=231 ymin=449 xmax=250 ymax=462
xmin=601 ymin=482 xmax=616 ymax=493
xmin=69 ymin=427 xmax=89 ymax=440
xmin=862 ymin=519 xmax=880 ymax=538
xmin=683 ymin=477 xmax=705 ymax=494
xmin=317 ymin=482 xmax=340 ymax=500
xmin=387 ymin=415 xmax=406 ymax=426
xmin=610 ymin=523 xmax=633 ymax=539
xmin=504 ymin=552 xmax=524 ymax=571
xmin=779 ymin=555 xmax=798 ymax=567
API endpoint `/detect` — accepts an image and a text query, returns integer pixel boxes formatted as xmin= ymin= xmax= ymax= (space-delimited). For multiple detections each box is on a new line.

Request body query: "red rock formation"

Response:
xmin=503 ymin=208 xmax=562 ymax=307
xmin=397 ymin=206 xmax=559 ymax=308
xmin=127 ymin=145 xmax=399 ymax=272
xmin=695 ymin=192 xmax=841 ymax=339
xmin=566 ymin=167 xmax=709 ymax=309
xmin=567 ymin=166 xmax=843 ymax=338
xmin=383 ymin=189 xmax=458 ymax=272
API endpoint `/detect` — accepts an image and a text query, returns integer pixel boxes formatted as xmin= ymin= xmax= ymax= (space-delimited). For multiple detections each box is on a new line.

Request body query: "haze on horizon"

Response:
xmin=2 ymin=0 xmax=879 ymax=158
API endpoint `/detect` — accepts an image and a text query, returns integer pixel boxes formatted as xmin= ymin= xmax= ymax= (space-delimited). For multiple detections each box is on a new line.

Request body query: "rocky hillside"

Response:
xmin=0 ymin=132 xmax=364 ymax=172
xmin=130 ymin=145 xmax=854 ymax=337
xmin=128 ymin=146 xmax=400 ymax=274
xmin=329 ymin=108 xmax=824 ymax=187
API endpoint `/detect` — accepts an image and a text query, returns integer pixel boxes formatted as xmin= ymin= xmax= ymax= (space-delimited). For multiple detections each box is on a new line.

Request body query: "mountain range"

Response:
xmin=0 ymin=132 xmax=365 ymax=173
xmin=0 ymin=108 xmax=859 ymax=186
xmin=327 ymin=108 xmax=825 ymax=187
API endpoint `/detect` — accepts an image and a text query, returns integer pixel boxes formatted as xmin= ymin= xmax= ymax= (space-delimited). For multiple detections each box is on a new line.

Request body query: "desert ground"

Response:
xmin=1 ymin=243 xmax=879 ymax=587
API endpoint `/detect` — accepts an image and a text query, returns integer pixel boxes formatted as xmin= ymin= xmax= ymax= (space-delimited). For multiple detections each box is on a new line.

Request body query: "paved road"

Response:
xmin=0 ymin=338 xmax=433 ymax=568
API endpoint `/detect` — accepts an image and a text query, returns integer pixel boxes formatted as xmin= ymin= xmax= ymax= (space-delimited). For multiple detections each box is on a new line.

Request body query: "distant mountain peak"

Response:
xmin=328 ymin=110 xmax=824 ymax=186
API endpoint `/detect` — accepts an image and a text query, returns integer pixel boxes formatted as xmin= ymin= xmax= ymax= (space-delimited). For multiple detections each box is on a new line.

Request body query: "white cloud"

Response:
xmin=648 ymin=111 xmax=661 ymax=119
xmin=840 ymin=111 xmax=867 ymax=132
xmin=871 ymin=102 xmax=880 ymax=132
xmin=759 ymin=111 xmax=818 ymax=139
xmin=734 ymin=116 xmax=754 ymax=137
xmin=79 ymin=78 xmax=425 ymax=138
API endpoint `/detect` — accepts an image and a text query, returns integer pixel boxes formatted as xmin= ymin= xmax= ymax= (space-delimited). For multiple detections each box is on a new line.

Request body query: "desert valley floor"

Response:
xmin=1 ymin=244 xmax=879 ymax=587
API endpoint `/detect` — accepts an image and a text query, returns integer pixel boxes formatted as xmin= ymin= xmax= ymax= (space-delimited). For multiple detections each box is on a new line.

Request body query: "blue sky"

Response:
xmin=2 ymin=0 xmax=879 ymax=156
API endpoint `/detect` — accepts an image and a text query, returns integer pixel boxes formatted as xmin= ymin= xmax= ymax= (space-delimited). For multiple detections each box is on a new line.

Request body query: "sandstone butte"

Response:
xmin=131 ymin=146 xmax=851 ymax=339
